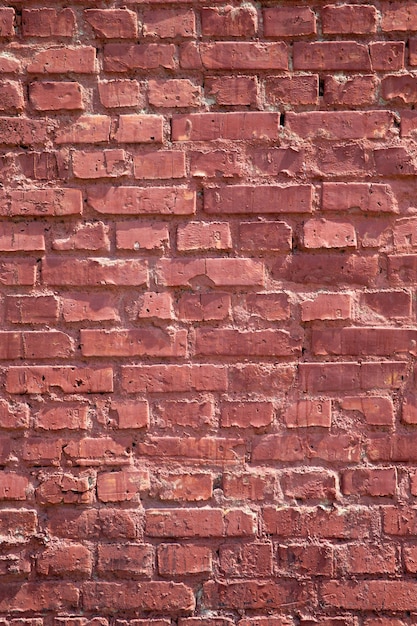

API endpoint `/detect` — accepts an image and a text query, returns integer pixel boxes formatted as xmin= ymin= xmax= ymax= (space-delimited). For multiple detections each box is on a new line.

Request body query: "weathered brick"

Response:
xmin=28 ymin=47 xmax=96 ymax=74
xmin=85 ymin=9 xmax=138 ymax=39
xmin=22 ymin=8 xmax=76 ymax=37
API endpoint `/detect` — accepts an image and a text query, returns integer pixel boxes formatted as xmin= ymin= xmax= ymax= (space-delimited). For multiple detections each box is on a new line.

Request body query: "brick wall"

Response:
xmin=0 ymin=0 xmax=416 ymax=623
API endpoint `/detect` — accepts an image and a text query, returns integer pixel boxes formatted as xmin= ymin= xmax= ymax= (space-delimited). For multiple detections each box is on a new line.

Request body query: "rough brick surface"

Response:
xmin=0 ymin=0 xmax=415 ymax=622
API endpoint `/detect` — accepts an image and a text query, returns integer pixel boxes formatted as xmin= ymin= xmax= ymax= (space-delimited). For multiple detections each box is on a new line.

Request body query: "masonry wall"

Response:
xmin=1 ymin=0 xmax=417 ymax=623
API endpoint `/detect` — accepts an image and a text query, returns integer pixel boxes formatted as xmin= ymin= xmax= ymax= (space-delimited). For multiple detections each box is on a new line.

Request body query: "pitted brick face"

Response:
xmin=0 ymin=0 xmax=416 ymax=622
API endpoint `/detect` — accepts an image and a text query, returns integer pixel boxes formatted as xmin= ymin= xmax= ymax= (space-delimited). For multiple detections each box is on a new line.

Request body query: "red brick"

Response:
xmin=0 ymin=82 xmax=23 ymax=112
xmin=85 ymin=9 xmax=138 ymax=39
xmin=323 ymin=75 xmax=377 ymax=107
xmin=341 ymin=396 xmax=394 ymax=426
xmin=0 ymin=399 xmax=30 ymax=429
xmin=196 ymin=42 xmax=287 ymax=70
xmin=301 ymin=293 xmax=352 ymax=321
xmin=28 ymin=47 xmax=96 ymax=74
xmin=263 ymin=7 xmax=316 ymax=37
xmin=299 ymin=361 xmax=406 ymax=392
xmin=322 ymin=581 xmax=417 ymax=611
xmin=150 ymin=472 xmax=213 ymax=501
xmin=97 ymin=544 xmax=153 ymax=577
xmin=203 ymin=580 xmax=310 ymax=610
xmin=97 ymin=470 xmax=149 ymax=502
xmin=30 ymin=82 xmax=83 ymax=111
xmin=4 ymin=189 xmax=82 ymax=217
xmin=265 ymin=75 xmax=318 ymax=106
xmin=134 ymin=151 xmax=186 ymax=179
xmin=370 ymin=42 xmax=405 ymax=71
xmin=116 ymin=222 xmax=169 ymax=251
xmin=196 ymin=329 xmax=301 ymax=357
xmin=103 ymin=44 xmax=176 ymax=71
xmin=177 ymin=222 xmax=231 ymax=251
xmin=342 ymin=468 xmax=396 ymax=497
xmin=0 ymin=583 xmax=79 ymax=613
xmin=0 ymin=473 xmax=28 ymax=500
xmin=62 ymin=293 xmax=120 ymax=322
xmin=404 ymin=545 xmax=417 ymax=572
xmin=382 ymin=74 xmax=417 ymax=104
xmin=245 ymin=293 xmax=290 ymax=321
xmin=287 ymin=111 xmax=393 ymax=140
xmin=274 ymin=254 xmax=379 ymax=286
xmin=282 ymin=470 xmax=337 ymax=501
xmin=202 ymin=6 xmax=257 ymax=36
xmin=322 ymin=182 xmax=397 ymax=213
xmin=263 ymin=505 xmax=373 ymax=539
xmin=47 ymin=508 xmax=141 ymax=540
xmin=138 ymin=437 xmax=244 ymax=464
xmin=410 ymin=38 xmax=417 ymax=65
xmin=72 ymin=150 xmax=128 ymax=179
xmin=53 ymin=222 xmax=110 ymax=251
xmin=0 ymin=9 xmax=14 ymax=37
xmin=0 ymin=118 xmax=48 ymax=146
xmin=56 ymin=115 xmax=111 ymax=144
xmin=221 ymin=402 xmax=274 ymax=428
xmin=0 ymin=510 xmax=37 ymax=539
xmin=121 ymin=365 xmax=227 ymax=393
xmin=303 ymin=219 xmax=356 ymax=249
xmin=156 ymin=400 xmax=215 ymax=429
xmin=110 ymin=400 xmax=149 ymax=429
xmin=0 ymin=55 xmax=19 ymax=73
xmin=0 ymin=222 xmax=44 ymax=251
xmin=143 ymin=9 xmax=195 ymax=38
xmin=37 ymin=544 xmax=92 ymax=577
xmin=322 ymin=4 xmax=377 ymax=34
xmin=361 ymin=290 xmax=411 ymax=318
xmin=0 ymin=331 xmax=73 ymax=360
xmin=63 ymin=437 xmax=131 ymax=467
xmin=148 ymin=79 xmax=200 ymax=108
xmin=336 ymin=544 xmax=398 ymax=574
xmin=219 ymin=543 xmax=272 ymax=577
xmin=35 ymin=404 xmax=89 ymax=431
xmin=239 ymin=221 xmax=291 ymax=251
xmin=146 ymin=508 xmax=255 ymax=537
xmin=178 ymin=293 xmax=230 ymax=321
xmin=43 ymin=258 xmax=148 ymax=286
xmin=373 ymin=147 xmax=416 ymax=176
xmin=36 ymin=472 xmax=94 ymax=505
xmin=382 ymin=4 xmax=417 ymax=31
xmin=99 ymin=80 xmax=141 ymax=108
xmin=113 ymin=115 xmax=163 ymax=143
xmin=253 ymin=433 xmax=359 ymax=463
xmin=284 ymin=399 xmax=332 ymax=428
xmin=294 ymin=42 xmax=371 ymax=71
xmin=156 ymin=258 xmax=264 ymax=287
xmin=190 ymin=149 xmax=245 ymax=178
xmin=81 ymin=329 xmax=186 ymax=357
xmin=173 ymin=112 xmax=279 ymax=141
xmin=229 ymin=364 xmax=295 ymax=393
xmin=372 ymin=430 xmax=417 ymax=460
xmin=82 ymin=582 xmax=195 ymax=613
xmin=279 ymin=544 xmax=333 ymax=577
xmin=0 ymin=259 xmax=35 ymax=285
xmin=134 ymin=292 xmax=173 ymax=320
xmin=87 ymin=186 xmax=195 ymax=215
xmin=22 ymin=8 xmax=76 ymax=37
xmin=158 ymin=544 xmax=212 ymax=575
xmin=206 ymin=76 xmax=258 ymax=106
xmin=6 ymin=366 xmax=113 ymax=394
xmin=205 ymin=185 xmax=312 ymax=214
xmin=223 ymin=471 xmax=276 ymax=501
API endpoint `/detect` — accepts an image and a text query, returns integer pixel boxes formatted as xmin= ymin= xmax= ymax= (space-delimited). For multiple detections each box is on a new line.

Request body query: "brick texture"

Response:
xmin=0 ymin=0 xmax=415 ymax=622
